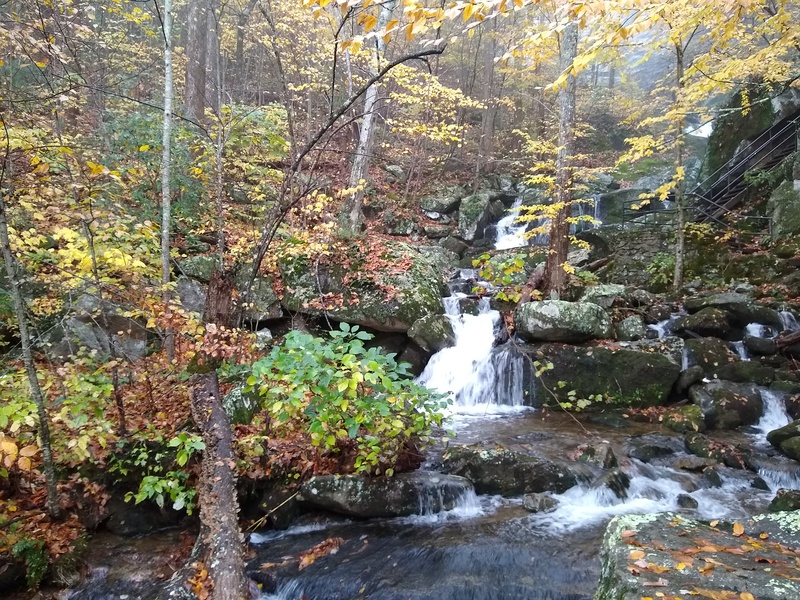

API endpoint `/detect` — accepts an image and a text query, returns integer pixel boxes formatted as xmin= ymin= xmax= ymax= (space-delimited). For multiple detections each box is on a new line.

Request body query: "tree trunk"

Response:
xmin=162 ymin=0 xmax=175 ymax=361
xmin=672 ymin=43 xmax=686 ymax=292
xmin=344 ymin=0 xmax=396 ymax=231
xmin=185 ymin=0 xmax=208 ymax=121
xmin=0 ymin=166 xmax=60 ymax=519
xmin=543 ymin=21 xmax=578 ymax=296
xmin=190 ymin=372 xmax=248 ymax=600
xmin=206 ymin=0 xmax=221 ymax=116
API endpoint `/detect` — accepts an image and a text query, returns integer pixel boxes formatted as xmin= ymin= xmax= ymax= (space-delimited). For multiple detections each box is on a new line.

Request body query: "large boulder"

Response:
xmin=419 ymin=186 xmax=465 ymax=214
xmin=580 ymin=284 xmax=626 ymax=310
xmin=457 ymin=192 xmax=493 ymax=242
xmin=769 ymin=178 xmax=800 ymax=240
xmin=522 ymin=343 xmax=680 ymax=408
xmin=407 ymin=314 xmax=455 ymax=354
xmin=297 ymin=472 xmax=474 ymax=518
xmin=279 ymin=242 xmax=444 ymax=333
xmin=515 ymin=301 xmax=612 ymax=343
xmin=684 ymin=337 xmax=738 ymax=377
xmin=673 ymin=307 xmax=731 ymax=338
xmin=595 ymin=512 xmax=800 ymax=600
xmin=234 ymin=268 xmax=282 ymax=323
xmin=441 ymin=444 xmax=577 ymax=496
xmin=767 ymin=420 xmax=800 ymax=461
xmin=683 ymin=292 xmax=783 ymax=328
xmin=688 ymin=380 xmax=763 ymax=430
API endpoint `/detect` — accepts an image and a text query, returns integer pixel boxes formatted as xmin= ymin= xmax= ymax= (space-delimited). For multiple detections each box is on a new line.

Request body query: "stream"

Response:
xmin=65 ymin=221 xmax=800 ymax=600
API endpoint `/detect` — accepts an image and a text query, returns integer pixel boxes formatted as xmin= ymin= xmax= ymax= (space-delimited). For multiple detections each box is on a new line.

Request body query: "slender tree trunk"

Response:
xmin=206 ymin=0 xmax=221 ymax=116
xmin=672 ymin=44 xmax=686 ymax=292
xmin=0 ymin=167 xmax=60 ymax=519
xmin=345 ymin=0 xmax=396 ymax=230
xmin=608 ymin=65 xmax=616 ymax=89
xmin=162 ymin=0 xmax=175 ymax=361
xmin=185 ymin=0 xmax=208 ymax=121
xmin=543 ymin=21 xmax=578 ymax=296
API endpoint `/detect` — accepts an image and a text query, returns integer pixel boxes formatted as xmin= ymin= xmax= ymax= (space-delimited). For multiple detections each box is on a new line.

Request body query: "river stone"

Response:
xmin=615 ymin=315 xmax=647 ymax=341
xmin=440 ymin=444 xmax=577 ymax=497
xmin=580 ymin=284 xmax=626 ymax=309
xmin=684 ymin=292 xmax=783 ymax=328
xmin=767 ymin=420 xmax=800 ymax=457
xmin=673 ymin=307 xmax=731 ymax=338
xmin=407 ymin=314 xmax=456 ymax=354
xmin=714 ymin=360 xmax=775 ymax=386
xmin=515 ymin=301 xmax=612 ymax=343
xmin=744 ymin=334 xmax=778 ymax=356
xmin=297 ymin=472 xmax=474 ymax=518
xmin=419 ymin=186 xmax=464 ymax=214
xmin=676 ymin=493 xmax=698 ymax=509
xmin=769 ymin=489 xmax=800 ymax=512
xmin=279 ymin=242 xmax=444 ymax=333
xmin=675 ymin=365 xmax=704 ymax=395
xmin=684 ymin=432 xmax=748 ymax=469
xmin=663 ymin=405 xmax=706 ymax=433
xmin=627 ymin=436 xmax=678 ymax=463
xmin=594 ymin=512 xmax=800 ymax=600
xmin=673 ymin=456 xmax=718 ymax=472
xmin=522 ymin=493 xmax=558 ymax=513
xmin=684 ymin=337 xmax=738 ymax=377
xmin=688 ymin=380 xmax=763 ymax=430
xmin=575 ymin=443 xmax=618 ymax=469
xmin=593 ymin=469 xmax=631 ymax=499
xmin=457 ymin=192 xmax=493 ymax=242
xmin=522 ymin=343 xmax=680 ymax=408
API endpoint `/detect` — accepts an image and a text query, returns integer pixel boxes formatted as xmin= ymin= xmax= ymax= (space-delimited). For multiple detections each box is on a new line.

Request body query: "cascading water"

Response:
xmin=648 ymin=312 xmax=683 ymax=338
xmin=779 ymin=310 xmax=800 ymax=332
xmin=494 ymin=197 xmax=528 ymax=250
xmin=751 ymin=389 xmax=791 ymax=445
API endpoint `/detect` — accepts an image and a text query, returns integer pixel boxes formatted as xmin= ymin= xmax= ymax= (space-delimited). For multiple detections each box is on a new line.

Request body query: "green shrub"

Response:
xmin=245 ymin=323 xmax=449 ymax=476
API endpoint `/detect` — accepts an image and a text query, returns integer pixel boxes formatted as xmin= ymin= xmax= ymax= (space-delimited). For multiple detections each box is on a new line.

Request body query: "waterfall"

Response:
xmin=751 ymin=389 xmax=791 ymax=444
xmin=779 ymin=310 xmax=800 ymax=332
xmin=647 ymin=313 xmax=683 ymax=339
xmin=731 ymin=341 xmax=749 ymax=361
xmin=495 ymin=197 xmax=528 ymax=250
xmin=417 ymin=297 xmax=526 ymax=414
xmin=592 ymin=193 xmax=602 ymax=228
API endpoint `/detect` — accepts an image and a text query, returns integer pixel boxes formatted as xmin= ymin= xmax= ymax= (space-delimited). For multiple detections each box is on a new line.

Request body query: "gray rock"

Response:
xmin=177 ymin=276 xmax=206 ymax=315
xmin=297 ymin=472 xmax=474 ymax=518
xmin=689 ymin=380 xmax=763 ymax=430
xmin=177 ymin=255 xmax=220 ymax=283
xmin=767 ymin=420 xmax=800 ymax=461
xmin=254 ymin=329 xmax=273 ymax=350
xmin=676 ymin=493 xmax=698 ymax=509
xmin=615 ymin=315 xmax=647 ymax=341
xmin=440 ymin=236 xmax=469 ymax=258
xmin=675 ymin=365 xmax=704 ymax=395
xmin=234 ymin=269 xmax=282 ymax=323
xmin=744 ymin=334 xmax=778 ymax=356
xmin=769 ymin=488 xmax=800 ymax=512
xmin=576 ymin=443 xmax=618 ymax=469
xmin=619 ymin=336 xmax=685 ymax=366
xmin=595 ymin=512 xmax=800 ymax=600
xmin=522 ymin=493 xmax=558 ymax=513
xmin=684 ymin=337 xmax=738 ymax=377
xmin=515 ymin=301 xmax=612 ymax=343
xmin=673 ymin=307 xmax=731 ymax=338
xmin=593 ymin=469 xmax=631 ymax=499
xmin=581 ymin=284 xmax=626 ymax=309
xmin=222 ymin=384 xmax=263 ymax=425
xmin=627 ymin=289 xmax=655 ymax=307
xmin=714 ymin=360 xmax=775 ymax=386
xmin=457 ymin=192 xmax=493 ymax=242
xmin=419 ymin=186 xmax=464 ymax=214
xmin=684 ymin=292 xmax=783 ymax=328
xmin=441 ymin=444 xmax=577 ymax=497
xmin=417 ymin=245 xmax=459 ymax=275
xmin=769 ymin=179 xmax=800 ymax=239
xmin=408 ymin=314 xmax=456 ymax=354
xmin=384 ymin=164 xmax=405 ymax=181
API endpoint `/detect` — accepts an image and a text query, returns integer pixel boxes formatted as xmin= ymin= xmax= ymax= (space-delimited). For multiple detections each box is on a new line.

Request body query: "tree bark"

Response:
xmin=0 ymin=161 xmax=60 ymax=519
xmin=543 ymin=21 xmax=578 ymax=296
xmin=344 ymin=0 xmax=396 ymax=231
xmin=190 ymin=372 xmax=248 ymax=600
xmin=185 ymin=0 xmax=208 ymax=121
xmin=162 ymin=0 xmax=175 ymax=361
xmin=672 ymin=43 xmax=686 ymax=292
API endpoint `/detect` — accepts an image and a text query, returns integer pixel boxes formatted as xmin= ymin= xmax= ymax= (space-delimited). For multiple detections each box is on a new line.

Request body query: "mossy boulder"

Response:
xmin=767 ymin=420 xmax=800 ymax=461
xmin=594 ymin=512 xmax=800 ymax=600
xmin=222 ymin=384 xmax=263 ymax=425
xmin=769 ymin=489 xmax=800 ymax=512
xmin=684 ymin=292 xmax=783 ymax=328
xmin=419 ymin=186 xmax=465 ymax=214
xmin=688 ymin=380 xmax=763 ymax=430
xmin=673 ymin=307 xmax=731 ymax=338
xmin=416 ymin=246 xmax=459 ymax=276
xmin=515 ymin=300 xmax=612 ymax=343
xmin=176 ymin=255 xmax=220 ymax=283
xmin=297 ymin=472 xmax=474 ymax=518
xmin=684 ymin=337 xmax=738 ymax=377
xmin=684 ymin=432 xmax=747 ymax=468
xmin=407 ymin=314 xmax=455 ymax=354
xmin=714 ymin=360 xmax=775 ymax=386
xmin=521 ymin=343 xmax=680 ymax=408
xmin=279 ymin=242 xmax=444 ymax=333
xmin=663 ymin=405 xmax=706 ymax=434
xmin=440 ymin=443 xmax=577 ymax=497
xmin=580 ymin=284 xmax=627 ymax=310
xmin=457 ymin=192 xmax=493 ymax=241
xmin=615 ymin=316 xmax=647 ymax=341
xmin=769 ymin=179 xmax=800 ymax=240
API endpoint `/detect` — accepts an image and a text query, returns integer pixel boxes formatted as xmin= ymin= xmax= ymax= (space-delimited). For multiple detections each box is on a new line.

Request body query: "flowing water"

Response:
xmin=494 ymin=197 xmax=529 ymax=250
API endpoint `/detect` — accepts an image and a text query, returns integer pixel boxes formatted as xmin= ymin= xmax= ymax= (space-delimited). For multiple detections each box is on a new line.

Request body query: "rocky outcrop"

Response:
xmin=279 ymin=242 xmax=444 ymax=333
xmin=440 ymin=444 xmax=577 ymax=497
xmin=457 ymin=192 xmax=493 ymax=242
xmin=522 ymin=343 xmax=680 ymax=408
xmin=407 ymin=314 xmax=455 ymax=354
xmin=580 ymin=284 xmax=626 ymax=310
xmin=684 ymin=338 xmax=738 ymax=377
xmin=297 ymin=472 xmax=474 ymax=518
xmin=769 ymin=178 xmax=800 ymax=240
xmin=673 ymin=307 xmax=730 ymax=338
xmin=515 ymin=301 xmax=613 ymax=343
xmin=688 ymin=380 xmax=763 ymax=430
xmin=595 ymin=512 xmax=800 ymax=600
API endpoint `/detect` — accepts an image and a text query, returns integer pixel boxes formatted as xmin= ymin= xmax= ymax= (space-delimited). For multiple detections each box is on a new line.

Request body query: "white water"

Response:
xmin=732 ymin=341 xmax=749 ymax=361
xmin=751 ymin=389 xmax=791 ymax=445
xmin=495 ymin=197 xmax=528 ymax=250
xmin=648 ymin=313 xmax=683 ymax=338
xmin=418 ymin=297 xmax=526 ymax=414
xmin=780 ymin=310 xmax=800 ymax=332
xmin=746 ymin=323 xmax=771 ymax=338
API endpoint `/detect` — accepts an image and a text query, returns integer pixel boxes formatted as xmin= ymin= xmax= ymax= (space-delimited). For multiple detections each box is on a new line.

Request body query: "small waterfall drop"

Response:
xmin=648 ymin=313 xmax=682 ymax=339
xmin=751 ymin=389 xmax=791 ymax=444
xmin=746 ymin=323 xmax=772 ymax=338
xmin=779 ymin=310 xmax=800 ymax=332
xmin=494 ymin=197 xmax=528 ymax=250
xmin=731 ymin=341 xmax=749 ymax=361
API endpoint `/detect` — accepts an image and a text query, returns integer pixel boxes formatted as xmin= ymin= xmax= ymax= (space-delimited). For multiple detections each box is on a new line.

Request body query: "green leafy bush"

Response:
xmin=245 ymin=323 xmax=449 ymax=476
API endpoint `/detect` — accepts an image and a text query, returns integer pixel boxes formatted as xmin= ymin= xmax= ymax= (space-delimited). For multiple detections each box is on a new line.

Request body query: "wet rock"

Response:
xmin=580 ymin=284 xmax=626 ymax=310
xmin=615 ymin=316 xmax=647 ymax=341
xmin=744 ymin=334 xmax=778 ymax=356
xmin=676 ymin=494 xmax=698 ymax=509
xmin=104 ymin=493 xmax=186 ymax=537
xmin=674 ymin=365 xmax=704 ymax=395
xmin=596 ymin=512 xmax=800 ymax=600
xmin=767 ymin=420 xmax=800 ymax=461
xmin=673 ymin=307 xmax=730 ymax=338
xmin=298 ymin=472 xmax=474 ymax=518
xmin=593 ymin=469 xmax=630 ymax=499
xmin=522 ymin=343 xmax=680 ymax=408
xmin=673 ymin=456 xmax=718 ymax=472
xmin=644 ymin=304 xmax=673 ymax=324
xmin=408 ymin=314 xmax=455 ymax=354
xmin=441 ymin=444 xmax=577 ymax=497
xmin=752 ymin=476 xmax=771 ymax=491
xmin=689 ymin=380 xmax=763 ymax=430
xmin=714 ymin=360 xmax=775 ymax=386
xmin=588 ymin=410 xmax=633 ymax=429
xmin=259 ymin=486 xmax=301 ymax=529
xmin=772 ymin=380 xmax=800 ymax=395
xmin=522 ymin=493 xmax=558 ymax=513
xmin=663 ymin=405 xmax=706 ymax=434
xmin=575 ymin=443 xmax=618 ymax=469
xmin=700 ymin=467 xmax=723 ymax=488
xmin=515 ymin=301 xmax=612 ymax=343
xmin=684 ymin=337 xmax=738 ymax=377
xmin=457 ymin=192 xmax=493 ymax=242
xmin=279 ymin=242 xmax=444 ymax=333
xmin=684 ymin=432 xmax=749 ymax=469
xmin=769 ymin=488 xmax=800 ymax=512
xmin=627 ymin=437 xmax=676 ymax=463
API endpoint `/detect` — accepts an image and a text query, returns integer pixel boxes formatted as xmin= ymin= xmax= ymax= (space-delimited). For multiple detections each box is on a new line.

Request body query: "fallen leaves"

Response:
xmin=298 ymin=537 xmax=344 ymax=570
xmin=732 ymin=522 xmax=745 ymax=537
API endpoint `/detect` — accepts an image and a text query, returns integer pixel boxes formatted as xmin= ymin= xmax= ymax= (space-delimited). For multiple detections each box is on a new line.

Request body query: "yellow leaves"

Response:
xmin=630 ymin=550 xmax=646 ymax=560
xmin=463 ymin=3 xmax=474 ymax=21
xmin=732 ymin=522 xmax=745 ymax=537
xmin=0 ymin=434 xmax=38 ymax=472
